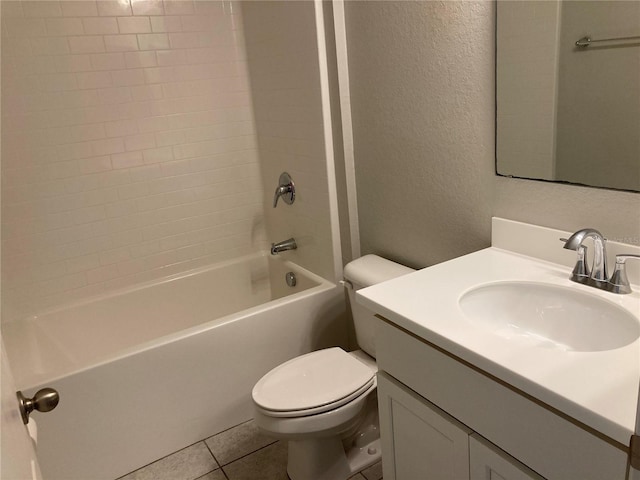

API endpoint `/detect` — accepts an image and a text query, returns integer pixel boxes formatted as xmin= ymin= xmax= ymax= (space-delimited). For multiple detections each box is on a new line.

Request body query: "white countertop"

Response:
xmin=358 ymin=247 xmax=640 ymax=445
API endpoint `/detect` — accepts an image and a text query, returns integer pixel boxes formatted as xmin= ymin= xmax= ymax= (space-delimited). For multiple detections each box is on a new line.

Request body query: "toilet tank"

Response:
xmin=344 ymin=255 xmax=414 ymax=357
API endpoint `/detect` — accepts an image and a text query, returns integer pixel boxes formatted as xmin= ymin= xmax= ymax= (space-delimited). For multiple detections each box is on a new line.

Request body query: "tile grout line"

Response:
xmin=202 ymin=440 xmax=229 ymax=480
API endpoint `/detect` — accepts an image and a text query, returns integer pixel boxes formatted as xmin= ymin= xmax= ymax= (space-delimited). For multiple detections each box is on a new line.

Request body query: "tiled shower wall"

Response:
xmin=1 ymin=0 xmax=266 ymax=320
xmin=243 ymin=1 xmax=337 ymax=282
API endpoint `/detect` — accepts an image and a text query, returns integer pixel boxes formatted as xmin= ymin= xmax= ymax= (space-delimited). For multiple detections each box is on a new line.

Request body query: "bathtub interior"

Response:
xmin=3 ymin=253 xmax=328 ymax=390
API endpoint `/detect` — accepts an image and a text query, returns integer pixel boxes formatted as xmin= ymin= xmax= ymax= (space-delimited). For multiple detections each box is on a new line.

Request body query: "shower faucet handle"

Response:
xmin=273 ymin=172 xmax=295 ymax=208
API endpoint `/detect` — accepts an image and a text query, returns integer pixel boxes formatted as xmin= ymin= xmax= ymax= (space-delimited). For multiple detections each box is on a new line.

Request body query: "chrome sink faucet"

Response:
xmin=562 ymin=228 xmax=608 ymax=285
xmin=562 ymin=228 xmax=640 ymax=294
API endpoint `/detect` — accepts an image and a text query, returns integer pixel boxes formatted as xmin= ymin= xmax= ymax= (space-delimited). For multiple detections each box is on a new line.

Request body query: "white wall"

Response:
xmin=344 ymin=1 xmax=640 ymax=269
xmin=1 ymin=0 xmax=267 ymax=320
xmin=242 ymin=1 xmax=337 ymax=281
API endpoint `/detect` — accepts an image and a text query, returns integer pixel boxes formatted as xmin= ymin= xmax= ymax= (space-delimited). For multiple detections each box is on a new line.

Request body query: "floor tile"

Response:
xmin=118 ymin=442 xmax=219 ymax=480
xmin=196 ymin=470 xmax=227 ymax=480
xmin=223 ymin=441 xmax=288 ymax=480
xmin=361 ymin=461 xmax=383 ymax=480
xmin=205 ymin=419 xmax=277 ymax=466
xmin=349 ymin=475 xmax=367 ymax=480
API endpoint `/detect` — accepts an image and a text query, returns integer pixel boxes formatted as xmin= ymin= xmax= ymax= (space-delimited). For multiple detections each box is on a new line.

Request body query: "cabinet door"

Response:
xmin=470 ymin=434 xmax=545 ymax=480
xmin=378 ymin=372 xmax=471 ymax=480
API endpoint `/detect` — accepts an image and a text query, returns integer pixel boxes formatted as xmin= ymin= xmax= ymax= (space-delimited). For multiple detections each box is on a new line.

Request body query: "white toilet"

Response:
xmin=252 ymin=255 xmax=414 ymax=480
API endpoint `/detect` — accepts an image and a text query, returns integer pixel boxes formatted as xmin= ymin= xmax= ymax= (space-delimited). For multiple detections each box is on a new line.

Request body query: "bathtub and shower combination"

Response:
xmin=4 ymin=253 xmax=347 ymax=479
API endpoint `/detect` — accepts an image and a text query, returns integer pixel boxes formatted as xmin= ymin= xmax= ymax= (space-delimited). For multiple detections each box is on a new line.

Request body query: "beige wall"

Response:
xmin=1 ymin=0 xmax=266 ymax=320
xmin=344 ymin=1 xmax=640 ymax=269
xmin=242 ymin=1 xmax=337 ymax=281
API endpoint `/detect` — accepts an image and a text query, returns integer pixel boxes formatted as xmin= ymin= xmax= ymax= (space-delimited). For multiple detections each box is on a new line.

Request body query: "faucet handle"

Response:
xmin=273 ymin=172 xmax=295 ymax=208
xmin=560 ymin=238 xmax=590 ymax=283
xmin=607 ymin=254 xmax=640 ymax=294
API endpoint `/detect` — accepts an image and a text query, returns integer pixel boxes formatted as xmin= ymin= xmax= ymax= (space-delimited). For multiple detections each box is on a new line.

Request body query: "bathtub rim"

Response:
xmin=6 ymin=252 xmax=340 ymax=390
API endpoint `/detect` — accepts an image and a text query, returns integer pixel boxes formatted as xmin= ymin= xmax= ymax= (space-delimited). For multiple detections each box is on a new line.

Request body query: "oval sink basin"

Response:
xmin=459 ymin=282 xmax=639 ymax=352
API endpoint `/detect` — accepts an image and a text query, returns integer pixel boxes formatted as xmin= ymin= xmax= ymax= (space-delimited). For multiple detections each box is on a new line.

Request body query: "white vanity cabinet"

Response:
xmin=377 ymin=372 xmax=471 ymax=479
xmin=378 ymin=372 xmax=543 ymax=480
xmin=375 ymin=319 xmax=629 ymax=480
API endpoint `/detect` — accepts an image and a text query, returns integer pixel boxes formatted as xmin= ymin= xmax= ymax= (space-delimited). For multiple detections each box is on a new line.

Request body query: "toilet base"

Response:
xmin=287 ymin=435 xmax=381 ymax=480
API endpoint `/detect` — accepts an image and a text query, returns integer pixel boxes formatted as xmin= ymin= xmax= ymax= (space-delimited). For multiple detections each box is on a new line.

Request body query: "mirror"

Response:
xmin=496 ymin=1 xmax=640 ymax=192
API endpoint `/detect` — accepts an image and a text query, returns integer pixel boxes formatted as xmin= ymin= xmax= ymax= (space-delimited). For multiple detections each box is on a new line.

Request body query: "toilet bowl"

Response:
xmin=251 ymin=255 xmax=414 ymax=480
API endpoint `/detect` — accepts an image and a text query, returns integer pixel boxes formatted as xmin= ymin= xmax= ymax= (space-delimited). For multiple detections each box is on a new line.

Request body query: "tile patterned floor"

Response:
xmin=117 ymin=420 xmax=383 ymax=480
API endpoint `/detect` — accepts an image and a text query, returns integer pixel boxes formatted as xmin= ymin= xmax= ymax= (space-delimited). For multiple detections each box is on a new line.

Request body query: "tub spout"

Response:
xmin=271 ymin=238 xmax=297 ymax=255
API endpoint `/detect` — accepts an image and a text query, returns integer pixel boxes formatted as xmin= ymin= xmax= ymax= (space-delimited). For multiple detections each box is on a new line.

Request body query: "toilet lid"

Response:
xmin=252 ymin=348 xmax=375 ymax=416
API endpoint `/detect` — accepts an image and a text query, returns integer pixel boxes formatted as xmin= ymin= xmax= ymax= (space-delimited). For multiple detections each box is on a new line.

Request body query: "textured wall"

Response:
xmin=1 ymin=0 xmax=266 ymax=320
xmin=345 ymin=1 xmax=640 ymax=269
xmin=344 ymin=1 xmax=494 ymax=268
xmin=242 ymin=1 xmax=336 ymax=281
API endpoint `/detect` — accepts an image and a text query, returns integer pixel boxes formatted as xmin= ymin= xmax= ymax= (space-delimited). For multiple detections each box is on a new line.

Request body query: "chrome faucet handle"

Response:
xmin=273 ymin=172 xmax=295 ymax=208
xmin=560 ymin=238 xmax=590 ymax=283
xmin=607 ymin=254 xmax=640 ymax=294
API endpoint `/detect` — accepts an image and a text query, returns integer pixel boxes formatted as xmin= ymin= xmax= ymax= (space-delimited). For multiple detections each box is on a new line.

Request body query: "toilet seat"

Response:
xmin=252 ymin=347 xmax=375 ymax=418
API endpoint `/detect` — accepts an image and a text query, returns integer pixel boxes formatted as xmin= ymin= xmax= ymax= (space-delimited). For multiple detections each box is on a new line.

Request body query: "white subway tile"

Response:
xmin=97 ymin=0 xmax=132 ymax=17
xmin=39 ymin=73 xmax=79 ymax=92
xmin=155 ymin=49 xmax=188 ymax=66
xmin=23 ymin=1 xmax=63 ymax=18
xmin=137 ymin=33 xmax=169 ymax=50
xmin=60 ymin=90 xmax=100 ymax=108
xmin=1 ymin=2 xmax=25 ymax=18
xmin=111 ymin=68 xmax=145 ymax=86
xmin=117 ymin=16 xmax=151 ymax=34
xmin=86 ymin=263 xmax=120 ymax=283
xmin=163 ymin=0 xmax=193 ymax=15
xmin=168 ymin=32 xmax=199 ymax=49
xmin=130 ymin=84 xmax=163 ymax=101
xmin=124 ymin=50 xmax=157 ymax=68
xmin=105 ymin=119 xmax=139 ymax=137
xmin=76 ymin=71 xmax=113 ymax=89
xmin=124 ymin=133 xmax=156 ymax=151
xmin=143 ymin=66 xmax=175 ymax=84
xmin=142 ymin=146 xmax=173 ymax=163
xmin=92 ymin=137 xmax=125 ymax=156
xmin=100 ymin=246 xmax=131 ymax=264
xmin=80 ymin=156 xmax=113 ymax=174
xmin=155 ymin=130 xmax=184 ymax=147
xmin=137 ymin=116 xmax=168 ymax=133
xmin=179 ymin=15 xmax=213 ymax=32
xmin=60 ymin=1 xmax=98 ymax=17
xmin=83 ymin=16 xmax=119 ymax=34
xmin=193 ymin=1 xmax=221 ymax=16
xmin=69 ymin=36 xmax=106 ymax=54
xmin=55 ymin=54 xmax=93 ymax=73
xmin=91 ymin=52 xmax=126 ymax=71
xmin=150 ymin=15 xmax=182 ymax=33
xmin=5 ymin=18 xmax=47 ymax=37
xmin=111 ymin=151 xmax=144 ymax=169
xmin=131 ymin=0 xmax=164 ymax=16
xmin=104 ymin=34 xmax=139 ymax=51
xmin=45 ymin=17 xmax=84 ymax=36
xmin=5 ymin=37 xmax=34 ymax=56
xmin=118 ymin=182 xmax=150 ymax=199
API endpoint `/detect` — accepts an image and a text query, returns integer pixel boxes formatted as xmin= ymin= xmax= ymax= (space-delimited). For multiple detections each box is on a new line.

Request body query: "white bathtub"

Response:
xmin=3 ymin=253 xmax=347 ymax=480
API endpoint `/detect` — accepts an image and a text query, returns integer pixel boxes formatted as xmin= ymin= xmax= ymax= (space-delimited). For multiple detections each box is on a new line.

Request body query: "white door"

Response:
xmin=1 ymin=336 xmax=42 ymax=480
